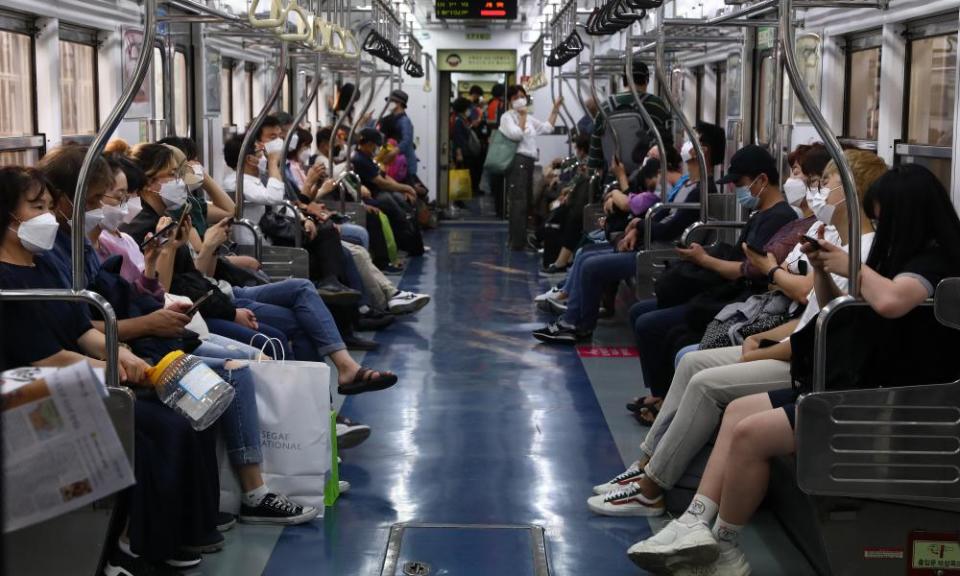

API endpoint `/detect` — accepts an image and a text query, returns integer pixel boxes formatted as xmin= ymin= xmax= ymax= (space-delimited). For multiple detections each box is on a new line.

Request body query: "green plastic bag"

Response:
xmin=324 ymin=410 xmax=340 ymax=506
xmin=379 ymin=211 xmax=398 ymax=263
xmin=483 ymin=129 xmax=519 ymax=175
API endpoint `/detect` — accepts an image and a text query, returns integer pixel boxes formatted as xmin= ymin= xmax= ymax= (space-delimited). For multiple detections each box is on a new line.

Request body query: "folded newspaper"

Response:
xmin=2 ymin=362 xmax=135 ymax=533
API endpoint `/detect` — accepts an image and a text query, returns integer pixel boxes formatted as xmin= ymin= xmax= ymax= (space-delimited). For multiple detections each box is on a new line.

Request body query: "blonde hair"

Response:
xmin=130 ymin=143 xmax=187 ymax=180
xmin=823 ymin=149 xmax=888 ymax=205
xmin=104 ymin=138 xmax=131 ymax=156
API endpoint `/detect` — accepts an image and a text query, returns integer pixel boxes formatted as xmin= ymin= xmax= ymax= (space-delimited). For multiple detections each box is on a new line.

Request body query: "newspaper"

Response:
xmin=2 ymin=362 xmax=135 ymax=533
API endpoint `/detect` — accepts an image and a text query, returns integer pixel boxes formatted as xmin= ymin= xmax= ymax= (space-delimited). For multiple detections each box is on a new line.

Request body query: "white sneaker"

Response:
xmin=627 ymin=520 xmax=719 ymax=573
xmin=670 ymin=547 xmax=751 ymax=576
xmin=339 ymin=480 xmax=351 ymax=494
xmin=593 ymin=462 xmax=645 ymax=494
xmin=388 ymin=291 xmax=431 ymax=314
xmin=534 ymin=286 xmax=563 ymax=302
xmin=546 ymin=294 xmax=568 ymax=314
xmin=587 ymin=482 xmax=665 ymax=517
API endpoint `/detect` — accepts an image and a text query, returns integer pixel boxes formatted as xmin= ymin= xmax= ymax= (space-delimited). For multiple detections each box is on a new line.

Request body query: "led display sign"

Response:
xmin=435 ymin=0 xmax=518 ymax=20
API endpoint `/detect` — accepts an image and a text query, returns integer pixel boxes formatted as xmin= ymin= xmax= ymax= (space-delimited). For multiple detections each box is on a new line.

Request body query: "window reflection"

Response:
xmin=174 ymin=51 xmax=188 ymax=136
xmin=847 ymin=47 xmax=881 ymax=140
xmin=0 ymin=31 xmax=34 ymax=139
xmin=221 ymin=67 xmax=232 ymax=127
xmin=60 ymin=41 xmax=97 ymax=136
xmin=757 ymin=55 xmax=775 ymax=145
xmin=908 ymin=34 xmax=957 ymax=146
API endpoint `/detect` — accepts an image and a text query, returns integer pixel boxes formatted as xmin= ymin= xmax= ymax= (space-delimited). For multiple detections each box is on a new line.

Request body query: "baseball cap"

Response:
xmin=718 ymin=145 xmax=778 ymax=184
xmin=358 ymin=127 xmax=384 ymax=146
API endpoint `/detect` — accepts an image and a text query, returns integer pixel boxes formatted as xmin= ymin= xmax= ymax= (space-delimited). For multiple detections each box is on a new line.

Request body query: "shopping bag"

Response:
xmin=483 ymin=129 xmax=519 ymax=175
xmin=448 ymin=168 xmax=473 ymax=202
xmin=217 ymin=348 xmax=332 ymax=514
xmin=378 ymin=211 xmax=399 ymax=263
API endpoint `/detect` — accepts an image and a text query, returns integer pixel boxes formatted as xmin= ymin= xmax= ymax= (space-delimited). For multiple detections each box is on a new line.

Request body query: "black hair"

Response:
xmin=0 ymin=167 xmax=57 ymax=234
xmin=506 ymin=85 xmax=527 ymax=102
xmin=37 ymin=145 xmax=114 ymax=204
xmin=469 ymin=85 xmax=484 ymax=96
xmin=336 ymin=84 xmax=357 ymax=112
xmin=491 ymin=84 xmax=505 ymax=98
xmin=255 ymin=115 xmax=282 ymax=141
xmin=800 ymin=143 xmax=830 ymax=178
xmin=287 ymin=127 xmax=314 ymax=160
xmin=452 ymin=97 xmax=472 ymax=115
xmin=695 ymin=121 xmax=726 ymax=167
xmin=864 ymin=164 xmax=960 ymax=279
xmin=316 ymin=127 xmax=333 ymax=149
xmin=664 ymin=147 xmax=683 ymax=172
xmin=157 ymin=136 xmax=199 ymax=161
xmin=623 ymin=61 xmax=650 ymax=88
xmin=574 ymin=133 xmax=591 ymax=154
xmin=104 ymin=153 xmax=147 ymax=195
xmin=275 ymin=111 xmax=294 ymax=126
xmin=223 ymin=133 xmax=256 ymax=171
xmin=639 ymin=158 xmax=661 ymax=183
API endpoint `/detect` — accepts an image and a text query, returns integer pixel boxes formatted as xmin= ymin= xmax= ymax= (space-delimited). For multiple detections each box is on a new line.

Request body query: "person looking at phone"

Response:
xmin=587 ymin=149 xmax=887 ymax=522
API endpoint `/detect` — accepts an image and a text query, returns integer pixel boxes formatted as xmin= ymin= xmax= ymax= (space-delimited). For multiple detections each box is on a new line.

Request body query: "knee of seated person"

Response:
xmin=223 ymin=359 xmax=248 ymax=371
xmin=731 ymin=413 xmax=768 ymax=448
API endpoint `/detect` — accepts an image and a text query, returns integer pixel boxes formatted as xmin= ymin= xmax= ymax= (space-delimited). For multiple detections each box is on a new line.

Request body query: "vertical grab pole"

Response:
xmin=330 ymin=29 xmax=367 ymax=214
xmin=772 ymin=23 xmax=786 ymax=176
xmin=282 ymin=53 xmax=323 ymax=186
xmin=655 ymin=5 xmax=710 ymax=222
xmin=625 ymin=34 xmax=669 ymax=203
xmin=235 ymin=41 xmax=289 ymax=261
xmin=587 ymin=33 xmax=607 ymax=201
xmin=71 ymin=0 xmax=156 ymax=388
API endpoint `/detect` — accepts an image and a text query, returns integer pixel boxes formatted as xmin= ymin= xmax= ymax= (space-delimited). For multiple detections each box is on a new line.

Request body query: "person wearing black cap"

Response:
xmin=624 ymin=144 xmax=798 ymax=405
xmin=381 ymin=89 xmax=418 ymax=181
xmin=352 ymin=127 xmax=425 ymax=256
xmin=586 ymin=62 xmax=673 ymax=176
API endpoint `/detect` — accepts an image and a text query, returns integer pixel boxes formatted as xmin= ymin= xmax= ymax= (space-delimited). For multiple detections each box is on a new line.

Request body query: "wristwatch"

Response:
xmin=767 ymin=265 xmax=783 ymax=285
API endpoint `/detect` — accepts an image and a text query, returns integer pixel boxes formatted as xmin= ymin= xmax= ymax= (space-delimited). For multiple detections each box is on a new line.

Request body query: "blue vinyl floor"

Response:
xmin=203 ymin=222 xmax=814 ymax=575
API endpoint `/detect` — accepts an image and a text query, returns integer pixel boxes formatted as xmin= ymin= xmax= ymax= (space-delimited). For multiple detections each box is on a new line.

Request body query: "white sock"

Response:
xmin=242 ymin=484 xmax=269 ymax=507
xmin=557 ymin=318 xmax=576 ymax=330
xmin=712 ymin=517 xmax=744 ymax=551
xmin=678 ymin=494 xmax=719 ymax=527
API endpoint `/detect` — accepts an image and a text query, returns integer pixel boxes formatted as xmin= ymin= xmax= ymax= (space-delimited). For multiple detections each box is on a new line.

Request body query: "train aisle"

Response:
xmin=202 ymin=222 xmax=650 ymax=575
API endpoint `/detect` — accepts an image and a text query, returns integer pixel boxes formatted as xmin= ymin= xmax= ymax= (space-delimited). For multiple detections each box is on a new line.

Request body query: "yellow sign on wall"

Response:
xmin=437 ymin=49 xmax=517 ymax=72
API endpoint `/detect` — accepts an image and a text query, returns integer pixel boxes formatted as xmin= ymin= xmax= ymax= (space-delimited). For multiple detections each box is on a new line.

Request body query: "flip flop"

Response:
xmin=338 ymin=367 xmax=398 ymax=395
xmin=633 ymin=399 xmax=663 ymax=426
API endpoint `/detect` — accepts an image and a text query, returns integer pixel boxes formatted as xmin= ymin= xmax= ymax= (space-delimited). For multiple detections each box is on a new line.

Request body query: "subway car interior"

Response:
xmin=2 ymin=0 xmax=960 ymax=575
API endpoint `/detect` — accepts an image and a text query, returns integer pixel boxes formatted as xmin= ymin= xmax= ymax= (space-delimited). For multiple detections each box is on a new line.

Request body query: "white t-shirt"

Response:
xmin=223 ymin=171 xmax=285 ymax=244
xmin=499 ymin=109 xmax=554 ymax=159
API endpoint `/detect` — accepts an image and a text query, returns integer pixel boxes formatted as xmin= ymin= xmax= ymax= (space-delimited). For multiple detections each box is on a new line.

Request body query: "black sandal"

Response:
xmin=338 ymin=367 xmax=398 ymax=395
xmin=626 ymin=395 xmax=660 ymax=413
xmin=633 ymin=399 xmax=663 ymax=426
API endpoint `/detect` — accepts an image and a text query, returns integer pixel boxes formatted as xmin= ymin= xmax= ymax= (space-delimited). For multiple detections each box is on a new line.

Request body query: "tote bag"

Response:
xmin=449 ymin=168 xmax=473 ymax=201
xmin=483 ymin=130 xmax=519 ymax=175
xmin=218 ymin=348 xmax=333 ymax=514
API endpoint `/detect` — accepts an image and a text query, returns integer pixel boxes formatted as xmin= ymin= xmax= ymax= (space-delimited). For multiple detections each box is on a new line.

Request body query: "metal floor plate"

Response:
xmin=381 ymin=523 xmax=549 ymax=576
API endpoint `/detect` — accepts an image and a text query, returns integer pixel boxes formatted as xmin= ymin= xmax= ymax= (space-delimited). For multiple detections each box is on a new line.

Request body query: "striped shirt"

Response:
xmin=587 ymin=91 xmax=674 ymax=171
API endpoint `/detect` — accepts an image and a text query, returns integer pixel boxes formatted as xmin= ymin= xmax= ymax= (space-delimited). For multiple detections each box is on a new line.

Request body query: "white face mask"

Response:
xmin=159 ymin=179 xmax=188 ymax=210
xmin=123 ymin=196 xmax=143 ymax=223
xmin=813 ymin=197 xmax=845 ymax=226
xmin=257 ymin=155 xmax=268 ymax=174
xmin=782 ymin=177 xmax=807 ymax=207
xmin=187 ymin=164 xmax=204 ymax=192
xmin=298 ymin=150 xmax=311 ymax=166
xmin=101 ymin=203 xmax=129 ymax=232
xmin=680 ymin=140 xmax=695 ymax=164
xmin=84 ymin=208 xmax=104 ymax=234
xmin=13 ymin=212 xmax=59 ymax=254
xmin=806 ymin=186 xmax=826 ymax=212
xmin=512 ymin=97 xmax=527 ymax=111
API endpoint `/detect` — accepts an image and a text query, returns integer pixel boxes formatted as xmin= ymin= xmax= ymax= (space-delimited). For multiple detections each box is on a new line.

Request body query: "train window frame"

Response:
xmin=245 ymin=62 xmax=256 ymax=124
xmin=0 ymin=12 xmax=43 ymax=167
xmin=152 ymin=45 xmax=165 ymax=136
xmin=221 ymin=58 xmax=235 ymax=129
xmin=841 ymin=30 xmax=882 ymax=146
xmin=754 ymin=51 xmax=777 ymax=147
xmin=59 ymin=25 xmax=100 ymax=141
xmin=173 ymin=47 xmax=191 ymax=137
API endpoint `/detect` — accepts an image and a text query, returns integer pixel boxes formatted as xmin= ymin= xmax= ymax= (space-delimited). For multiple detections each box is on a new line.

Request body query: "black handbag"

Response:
xmin=258 ymin=207 xmax=301 ymax=246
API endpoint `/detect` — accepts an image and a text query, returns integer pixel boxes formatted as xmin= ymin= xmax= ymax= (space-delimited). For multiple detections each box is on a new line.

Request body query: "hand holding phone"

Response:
xmin=745 ymin=242 xmax=768 ymax=256
xmin=140 ymin=221 xmax=177 ymax=251
xmin=185 ymin=290 xmax=215 ymax=317
xmin=800 ymin=235 xmax=821 ymax=250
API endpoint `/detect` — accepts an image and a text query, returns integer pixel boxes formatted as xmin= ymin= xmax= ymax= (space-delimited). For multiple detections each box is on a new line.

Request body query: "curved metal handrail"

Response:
xmin=780 ymin=0 xmax=860 ymax=294
xmin=235 ymin=41 xmax=289 ymax=261
xmin=280 ymin=54 xmax=323 ymax=249
xmin=249 ymin=0 xmax=286 ymax=28
xmin=330 ymin=30 xmax=368 ymax=213
xmin=655 ymin=4 xmax=710 ymax=223
xmin=278 ymin=0 xmax=313 ymax=42
xmin=625 ymin=33 xmax=669 ymax=203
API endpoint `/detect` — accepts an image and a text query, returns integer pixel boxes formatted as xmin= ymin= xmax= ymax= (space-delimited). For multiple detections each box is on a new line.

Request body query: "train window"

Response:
xmin=717 ymin=62 xmax=727 ymax=126
xmin=756 ymin=54 xmax=776 ymax=146
xmin=245 ymin=65 xmax=254 ymax=123
xmin=282 ymin=73 xmax=291 ymax=113
xmin=174 ymin=50 xmax=189 ymax=136
xmin=221 ymin=63 xmax=233 ymax=128
xmin=59 ymin=40 xmax=98 ymax=137
xmin=907 ymin=33 xmax=957 ymax=146
xmin=0 ymin=28 xmax=37 ymax=167
xmin=152 ymin=47 xmax=165 ymax=127
xmin=844 ymin=45 xmax=881 ymax=141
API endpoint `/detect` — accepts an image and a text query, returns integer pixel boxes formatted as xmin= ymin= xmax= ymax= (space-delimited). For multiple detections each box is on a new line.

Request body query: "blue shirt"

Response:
xmin=667 ymin=174 xmax=690 ymax=203
xmin=393 ymin=113 xmax=417 ymax=179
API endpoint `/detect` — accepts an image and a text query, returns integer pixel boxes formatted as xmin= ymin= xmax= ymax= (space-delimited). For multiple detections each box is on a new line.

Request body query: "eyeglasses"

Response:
xmin=100 ymin=193 xmax=128 ymax=207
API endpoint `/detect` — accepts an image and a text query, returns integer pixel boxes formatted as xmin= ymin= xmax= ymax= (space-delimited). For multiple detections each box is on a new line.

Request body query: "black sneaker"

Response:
xmin=541 ymin=263 xmax=570 ymax=275
xmin=181 ymin=530 xmax=224 ymax=554
xmin=336 ymin=415 xmax=372 ymax=449
xmin=104 ymin=551 xmax=182 ymax=576
xmin=117 ymin=538 xmax=201 ymax=569
xmin=216 ymin=511 xmax=237 ymax=532
xmin=239 ymin=493 xmax=319 ymax=525
xmin=532 ymin=323 xmax=590 ymax=344
xmin=316 ymin=281 xmax=362 ymax=305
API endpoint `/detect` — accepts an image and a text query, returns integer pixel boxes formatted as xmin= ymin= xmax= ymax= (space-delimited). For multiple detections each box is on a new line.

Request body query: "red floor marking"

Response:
xmin=576 ymin=346 xmax=639 ymax=358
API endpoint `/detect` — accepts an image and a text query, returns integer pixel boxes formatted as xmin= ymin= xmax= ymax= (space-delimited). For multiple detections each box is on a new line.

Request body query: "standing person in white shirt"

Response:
xmin=498 ymin=85 xmax=563 ymax=250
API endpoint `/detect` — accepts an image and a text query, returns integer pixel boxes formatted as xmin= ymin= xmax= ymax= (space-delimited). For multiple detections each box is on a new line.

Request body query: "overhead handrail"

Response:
xmin=780 ymin=0 xmax=861 ymax=293
xmin=655 ymin=5 xmax=710 ymax=223
xmin=279 ymin=0 xmax=313 ymax=42
xmin=235 ymin=41 xmax=289 ymax=261
xmin=249 ymin=0 xmax=286 ymax=28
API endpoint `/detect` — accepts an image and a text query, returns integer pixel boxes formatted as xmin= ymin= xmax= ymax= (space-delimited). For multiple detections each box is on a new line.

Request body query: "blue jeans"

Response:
xmin=675 ymin=343 xmax=700 ymax=368
xmin=562 ymin=243 xmax=613 ymax=298
xmin=206 ymin=318 xmax=292 ymax=360
xmin=232 ymin=278 xmax=345 ymax=360
xmin=200 ymin=357 xmax=261 ymax=466
xmin=563 ymin=249 xmax=636 ymax=331
xmin=340 ymin=223 xmax=369 ymax=249
xmin=194 ymin=333 xmax=263 ymax=360
xmin=631 ymin=299 xmax=691 ymax=397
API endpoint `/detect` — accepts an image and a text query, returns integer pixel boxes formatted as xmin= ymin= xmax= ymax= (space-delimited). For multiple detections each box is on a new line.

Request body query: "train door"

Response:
xmin=896 ymin=14 xmax=959 ymax=190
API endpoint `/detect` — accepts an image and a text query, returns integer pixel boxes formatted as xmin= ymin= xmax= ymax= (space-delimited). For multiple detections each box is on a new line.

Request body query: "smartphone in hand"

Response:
xmin=184 ymin=290 xmax=215 ymax=317
xmin=800 ymin=235 xmax=821 ymax=250
xmin=140 ymin=221 xmax=177 ymax=251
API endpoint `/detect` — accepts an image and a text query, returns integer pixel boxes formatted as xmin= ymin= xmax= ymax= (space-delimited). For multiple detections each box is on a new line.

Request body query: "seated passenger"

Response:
xmin=626 ymin=145 xmax=798 ymax=411
xmin=313 ymin=126 xmax=349 ymax=184
xmin=625 ymin=163 xmax=960 ymax=574
xmin=588 ymin=149 xmax=886 ymax=520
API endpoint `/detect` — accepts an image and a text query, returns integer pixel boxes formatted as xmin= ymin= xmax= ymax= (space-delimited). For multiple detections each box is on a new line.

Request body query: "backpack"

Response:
xmin=600 ymin=94 xmax=655 ymax=175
